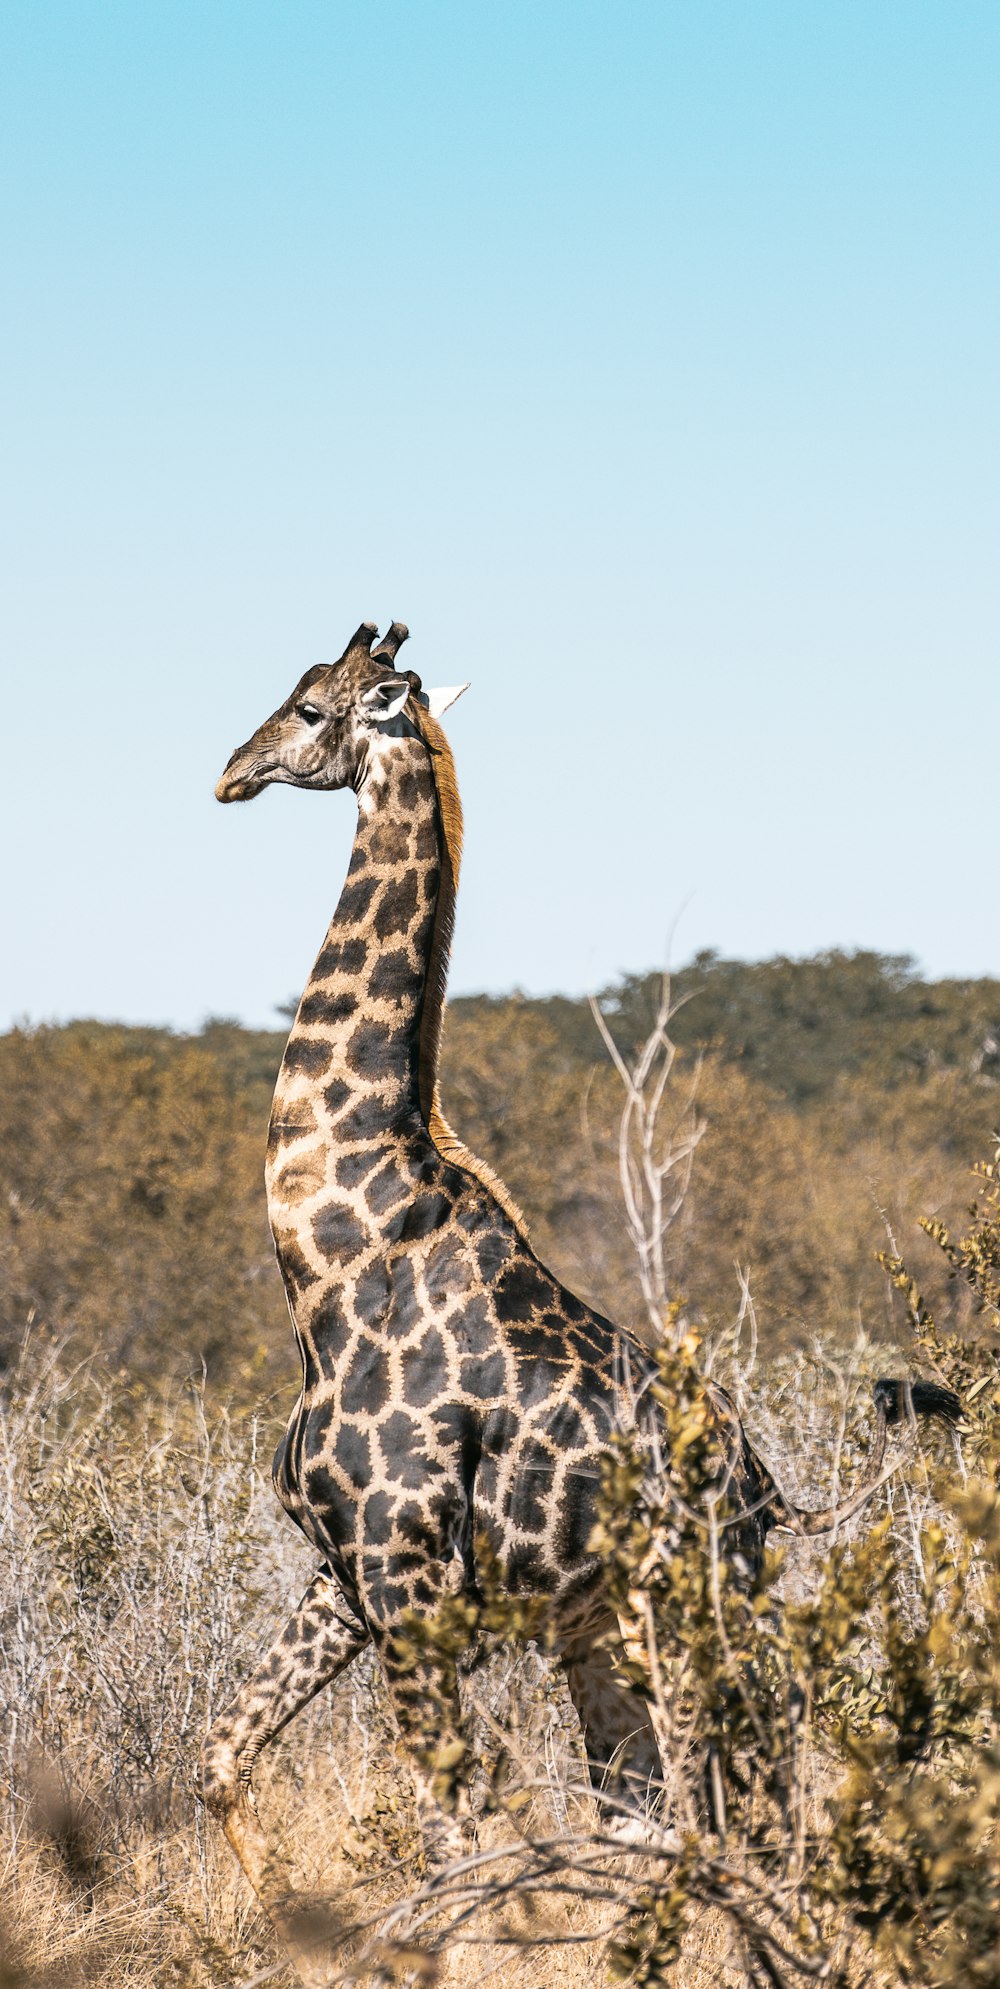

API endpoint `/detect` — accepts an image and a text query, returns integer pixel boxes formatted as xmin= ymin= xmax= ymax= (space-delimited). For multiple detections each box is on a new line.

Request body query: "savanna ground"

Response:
xmin=2 ymin=952 xmax=999 ymax=1986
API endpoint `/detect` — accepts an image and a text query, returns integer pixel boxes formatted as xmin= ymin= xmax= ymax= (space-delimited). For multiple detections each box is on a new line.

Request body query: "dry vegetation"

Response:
xmin=2 ymin=951 xmax=1000 ymax=1985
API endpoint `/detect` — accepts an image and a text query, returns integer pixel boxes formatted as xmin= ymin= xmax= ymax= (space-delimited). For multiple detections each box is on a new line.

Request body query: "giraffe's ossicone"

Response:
xmin=200 ymin=621 xmax=960 ymax=1978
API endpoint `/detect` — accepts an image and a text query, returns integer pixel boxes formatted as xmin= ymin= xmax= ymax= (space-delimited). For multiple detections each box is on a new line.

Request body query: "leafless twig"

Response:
xmin=590 ymin=973 xmax=706 ymax=1342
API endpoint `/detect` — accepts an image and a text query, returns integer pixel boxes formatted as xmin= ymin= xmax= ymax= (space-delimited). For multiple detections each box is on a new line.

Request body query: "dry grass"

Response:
xmin=0 ymin=1340 xmax=628 ymax=1987
xmin=2 ymin=1324 xmax=951 ymax=1989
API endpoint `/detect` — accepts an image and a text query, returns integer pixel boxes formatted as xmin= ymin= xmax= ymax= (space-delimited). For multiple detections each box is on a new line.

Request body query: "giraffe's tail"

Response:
xmin=767 ymin=1377 xmax=962 ymax=1537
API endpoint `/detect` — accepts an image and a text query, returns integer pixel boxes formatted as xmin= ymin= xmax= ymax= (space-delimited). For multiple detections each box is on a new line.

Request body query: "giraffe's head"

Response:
xmin=216 ymin=621 xmax=463 ymax=804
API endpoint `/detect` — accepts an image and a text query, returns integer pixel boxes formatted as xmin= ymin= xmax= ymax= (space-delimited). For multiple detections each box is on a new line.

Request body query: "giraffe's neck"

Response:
xmin=265 ymin=730 xmax=444 ymax=1310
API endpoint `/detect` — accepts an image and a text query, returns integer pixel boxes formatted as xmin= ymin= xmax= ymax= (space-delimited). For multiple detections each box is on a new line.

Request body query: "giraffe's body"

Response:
xmin=201 ymin=622 xmax=957 ymax=1980
xmin=265 ymin=694 xmax=658 ymax=1626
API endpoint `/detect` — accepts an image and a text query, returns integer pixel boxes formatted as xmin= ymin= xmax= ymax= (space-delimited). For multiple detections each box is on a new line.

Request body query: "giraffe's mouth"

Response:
xmin=215 ymin=762 xmax=271 ymax=803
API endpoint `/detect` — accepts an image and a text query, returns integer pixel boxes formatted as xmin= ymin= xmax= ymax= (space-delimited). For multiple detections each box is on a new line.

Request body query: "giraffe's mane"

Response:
xmin=411 ymin=702 xmax=529 ymax=1239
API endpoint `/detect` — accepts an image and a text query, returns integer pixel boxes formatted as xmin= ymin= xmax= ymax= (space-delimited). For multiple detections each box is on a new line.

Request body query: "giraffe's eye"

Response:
xmin=295 ymin=703 xmax=324 ymax=725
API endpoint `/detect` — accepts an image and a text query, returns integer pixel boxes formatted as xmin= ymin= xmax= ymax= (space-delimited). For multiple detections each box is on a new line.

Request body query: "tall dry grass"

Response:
xmin=2 ymin=1320 xmax=974 ymax=1988
xmin=1 ymin=1335 xmax=625 ymax=1985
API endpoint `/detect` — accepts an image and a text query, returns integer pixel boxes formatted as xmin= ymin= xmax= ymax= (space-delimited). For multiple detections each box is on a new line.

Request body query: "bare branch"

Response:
xmin=591 ymin=976 xmax=706 ymax=1341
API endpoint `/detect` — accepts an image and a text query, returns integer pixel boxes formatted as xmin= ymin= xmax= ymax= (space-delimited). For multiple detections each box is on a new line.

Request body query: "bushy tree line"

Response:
xmin=3 ymin=952 xmax=999 ymax=1413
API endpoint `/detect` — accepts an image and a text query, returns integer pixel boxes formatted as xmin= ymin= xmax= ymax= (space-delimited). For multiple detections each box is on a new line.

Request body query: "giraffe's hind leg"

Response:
xmin=200 ymin=1564 xmax=369 ymax=1985
xmin=560 ymin=1632 xmax=664 ymax=1838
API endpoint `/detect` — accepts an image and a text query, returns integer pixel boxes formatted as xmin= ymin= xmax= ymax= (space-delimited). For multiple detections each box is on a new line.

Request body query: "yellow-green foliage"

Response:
xmin=589 ymin=1144 xmax=1000 ymax=1989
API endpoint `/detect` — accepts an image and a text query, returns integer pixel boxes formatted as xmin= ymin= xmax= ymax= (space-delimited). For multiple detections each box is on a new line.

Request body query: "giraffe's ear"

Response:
xmin=362 ymin=677 xmax=410 ymax=721
xmin=425 ymin=684 xmax=469 ymax=719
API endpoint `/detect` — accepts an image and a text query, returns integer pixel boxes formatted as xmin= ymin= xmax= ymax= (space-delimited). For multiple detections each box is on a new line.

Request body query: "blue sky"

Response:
xmin=3 ymin=2 xmax=998 ymax=1030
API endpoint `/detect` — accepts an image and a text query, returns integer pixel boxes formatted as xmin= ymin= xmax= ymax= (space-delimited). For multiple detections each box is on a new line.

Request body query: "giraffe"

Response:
xmin=201 ymin=620 xmax=959 ymax=1969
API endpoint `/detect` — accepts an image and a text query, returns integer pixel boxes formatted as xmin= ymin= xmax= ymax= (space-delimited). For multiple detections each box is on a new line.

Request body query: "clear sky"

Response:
xmin=3 ymin=2 xmax=998 ymax=1032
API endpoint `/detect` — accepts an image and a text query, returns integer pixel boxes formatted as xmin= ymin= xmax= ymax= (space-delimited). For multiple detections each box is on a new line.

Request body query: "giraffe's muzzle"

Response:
xmin=216 ymin=772 xmax=265 ymax=803
xmin=216 ymin=750 xmax=271 ymax=803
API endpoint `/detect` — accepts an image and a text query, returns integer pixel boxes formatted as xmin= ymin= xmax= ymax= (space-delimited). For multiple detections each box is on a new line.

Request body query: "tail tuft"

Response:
xmin=873 ymin=1376 xmax=963 ymax=1427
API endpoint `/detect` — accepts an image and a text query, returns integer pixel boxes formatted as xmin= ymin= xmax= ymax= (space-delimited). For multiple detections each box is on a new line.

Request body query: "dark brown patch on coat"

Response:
xmin=378 ymin=1409 xmax=432 ymax=1490
xmin=399 ymin=1191 xmax=453 ymax=1241
xmin=412 ymin=814 xmax=438 ymax=859
xmin=460 ymin=1350 xmax=507 ymax=1400
xmin=298 ymin=989 xmax=359 ymax=1027
xmin=476 ymin=1231 xmax=512 ymax=1281
xmin=346 ymin=1020 xmax=411 ymax=1083
xmin=369 ymin=818 xmax=410 ymax=865
xmin=495 ymin=1263 xmax=552 ymax=1324
xmin=336 ymin=1147 xmax=378 ymax=1190
xmin=338 ymin=877 xmax=378 ymax=922
xmin=401 ymin=1326 xmax=448 ymax=1408
xmin=374 ymin=869 xmax=420 ymax=941
xmin=316 ymin=936 xmax=369 ymax=979
xmin=334 ymin=1420 xmax=373 ymax=1489
xmin=322 ymin=1076 xmax=352 ymax=1118
xmin=282 ymin=1036 xmax=332 ymax=1079
xmin=355 ymin=1261 xmax=391 ymax=1321
xmin=366 ymin=1159 xmax=413 ymax=1217
xmin=342 ymin=1335 xmax=392 ymax=1416
xmin=312 ymin=1201 xmax=369 ymax=1266
xmin=368 ymin=949 xmax=420 ymax=1001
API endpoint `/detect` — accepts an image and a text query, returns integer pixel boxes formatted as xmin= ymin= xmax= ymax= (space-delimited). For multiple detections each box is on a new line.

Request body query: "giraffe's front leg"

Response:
xmin=363 ymin=1559 xmax=476 ymax=1874
xmin=200 ymin=1564 xmax=369 ymax=1985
